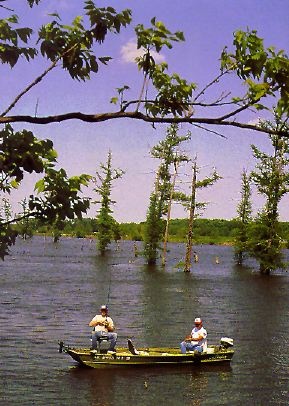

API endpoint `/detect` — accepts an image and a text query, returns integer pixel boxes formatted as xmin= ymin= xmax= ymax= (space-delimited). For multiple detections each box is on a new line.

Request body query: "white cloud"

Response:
xmin=120 ymin=40 xmax=165 ymax=64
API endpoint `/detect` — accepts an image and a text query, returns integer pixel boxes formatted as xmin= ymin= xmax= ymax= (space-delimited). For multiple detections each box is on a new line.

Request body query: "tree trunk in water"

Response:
xmin=184 ymin=161 xmax=197 ymax=272
xmin=260 ymin=262 xmax=271 ymax=275
xmin=162 ymin=163 xmax=178 ymax=267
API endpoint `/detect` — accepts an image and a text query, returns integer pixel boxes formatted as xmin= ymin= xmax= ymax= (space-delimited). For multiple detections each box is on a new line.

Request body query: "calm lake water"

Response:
xmin=1 ymin=237 xmax=288 ymax=405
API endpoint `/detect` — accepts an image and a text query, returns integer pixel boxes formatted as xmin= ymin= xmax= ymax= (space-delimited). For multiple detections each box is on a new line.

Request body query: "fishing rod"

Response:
xmin=105 ymin=263 xmax=116 ymax=308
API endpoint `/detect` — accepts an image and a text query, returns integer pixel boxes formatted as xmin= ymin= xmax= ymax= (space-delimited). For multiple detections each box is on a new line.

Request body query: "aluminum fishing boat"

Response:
xmin=59 ymin=337 xmax=234 ymax=368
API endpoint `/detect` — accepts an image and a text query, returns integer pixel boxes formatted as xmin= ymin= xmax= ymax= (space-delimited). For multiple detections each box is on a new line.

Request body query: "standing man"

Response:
xmin=89 ymin=305 xmax=117 ymax=351
xmin=180 ymin=317 xmax=207 ymax=354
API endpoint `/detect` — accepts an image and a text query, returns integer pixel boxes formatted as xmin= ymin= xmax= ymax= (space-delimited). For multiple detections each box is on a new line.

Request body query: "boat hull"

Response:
xmin=61 ymin=345 xmax=234 ymax=369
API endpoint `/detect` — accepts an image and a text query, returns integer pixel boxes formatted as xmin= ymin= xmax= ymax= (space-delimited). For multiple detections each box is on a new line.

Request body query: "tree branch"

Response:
xmin=217 ymin=99 xmax=261 ymax=121
xmin=0 ymin=211 xmax=38 ymax=226
xmin=0 ymin=3 xmax=13 ymax=12
xmin=1 ymin=110 xmax=288 ymax=136
xmin=136 ymin=74 xmax=149 ymax=112
xmin=1 ymin=59 xmax=60 ymax=117
xmin=193 ymin=69 xmax=231 ymax=102
xmin=1 ymin=43 xmax=81 ymax=117
xmin=192 ymin=123 xmax=227 ymax=138
xmin=121 ymin=96 xmax=237 ymax=112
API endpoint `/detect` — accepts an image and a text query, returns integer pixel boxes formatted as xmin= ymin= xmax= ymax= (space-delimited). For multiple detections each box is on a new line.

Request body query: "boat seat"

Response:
xmin=96 ymin=336 xmax=110 ymax=353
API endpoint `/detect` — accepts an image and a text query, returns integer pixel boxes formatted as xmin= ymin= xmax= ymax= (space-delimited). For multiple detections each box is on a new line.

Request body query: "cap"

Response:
xmin=100 ymin=305 xmax=108 ymax=311
xmin=194 ymin=317 xmax=202 ymax=324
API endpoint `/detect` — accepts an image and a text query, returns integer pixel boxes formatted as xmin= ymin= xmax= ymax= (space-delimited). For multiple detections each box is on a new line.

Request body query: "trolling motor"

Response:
xmin=220 ymin=337 xmax=234 ymax=348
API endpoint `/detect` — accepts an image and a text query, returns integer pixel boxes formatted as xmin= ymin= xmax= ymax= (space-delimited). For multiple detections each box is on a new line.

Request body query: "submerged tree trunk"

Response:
xmin=234 ymin=170 xmax=252 ymax=266
xmin=162 ymin=162 xmax=178 ymax=267
xmin=184 ymin=161 xmax=197 ymax=272
xmin=260 ymin=262 xmax=271 ymax=275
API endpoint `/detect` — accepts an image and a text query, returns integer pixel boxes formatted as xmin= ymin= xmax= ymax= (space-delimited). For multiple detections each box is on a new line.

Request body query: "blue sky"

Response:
xmin=1 ymin=0 xmax=289 ymax=222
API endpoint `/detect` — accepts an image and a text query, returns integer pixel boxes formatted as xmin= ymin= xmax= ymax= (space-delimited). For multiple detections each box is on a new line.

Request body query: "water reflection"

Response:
xmin=68 ymin=364 xmax=233 ymax=406
xmin=141 ymin=268 xmax=201 ymax=348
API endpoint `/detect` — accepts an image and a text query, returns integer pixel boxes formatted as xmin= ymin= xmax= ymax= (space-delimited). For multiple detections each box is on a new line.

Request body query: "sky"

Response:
xmin=1 ymin=0 xmax=289 ymax=222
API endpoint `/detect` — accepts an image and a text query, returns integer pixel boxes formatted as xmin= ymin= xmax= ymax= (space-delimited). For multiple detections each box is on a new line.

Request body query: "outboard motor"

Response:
xmin=220 ymin=337 xmax=234 ymax=348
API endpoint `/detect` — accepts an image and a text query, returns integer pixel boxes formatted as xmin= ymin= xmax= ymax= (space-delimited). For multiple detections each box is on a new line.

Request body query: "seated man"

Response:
xmin=89 ymin=305 xmax=117 ymax=351
xmin=180 ymin=317 xmax=207 ymax=354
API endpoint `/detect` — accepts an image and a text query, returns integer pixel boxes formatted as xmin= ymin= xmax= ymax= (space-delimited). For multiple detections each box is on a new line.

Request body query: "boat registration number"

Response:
xmin=93 ymin=355 xmax=131 ymax=361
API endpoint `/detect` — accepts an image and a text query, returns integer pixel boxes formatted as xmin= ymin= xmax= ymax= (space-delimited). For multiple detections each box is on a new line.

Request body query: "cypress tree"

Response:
xmin=93 ymin=151 xmax=124 ymax=255
xmin=143 ymin=124 xmax=190 ymax=265
xmin=248 ymin=116 xmax=289 ymax=274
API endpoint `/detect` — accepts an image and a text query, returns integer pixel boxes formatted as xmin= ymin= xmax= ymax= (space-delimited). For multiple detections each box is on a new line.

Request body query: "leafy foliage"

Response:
xmin=38 ymin=1 xmax=131 ymax=80
xmin=0 ymin=223 xmax=17 ymax=259
xmin=0 ymin=196 xmax=15 ymax=259
xmin=221 ymin=29 xmax=289 ymax=116
xmin=0 ymin=15 xmax=36 ymax=66
xmin=0 ymin=2 xmax=131 ymax=258
xmin=0 ymin=125 xmax=57 ymax=192
xmin=246 ymin=214 xmax=284 ymax=273
xmin=135 ymin=18 xmax=185 ymax=82
xmin=0 ymin=166 xmax=91 ymax=258
xmin=135 ymin=18 xmax=184 ymax=55
xmin=247 ymin=116 xmax=289 ymax=273
xmin=133 ymin=19 xmax=196 ymax=117
xmin=31 ymin=169 xmax=91 ymax=222
xmin=147 ymin=64 xmax=196 ymax=117
xmin=0 ymin=3 xmax=288 ymax=129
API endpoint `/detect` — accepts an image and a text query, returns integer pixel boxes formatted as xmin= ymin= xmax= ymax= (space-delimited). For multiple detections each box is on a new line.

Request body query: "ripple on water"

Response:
xmin=1 ymin=237 xmax=289 ymax=405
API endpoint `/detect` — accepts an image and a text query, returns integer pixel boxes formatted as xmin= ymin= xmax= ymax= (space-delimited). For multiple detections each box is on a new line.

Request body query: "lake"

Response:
xmin=1 ymin=237 xmax=288 ymax=405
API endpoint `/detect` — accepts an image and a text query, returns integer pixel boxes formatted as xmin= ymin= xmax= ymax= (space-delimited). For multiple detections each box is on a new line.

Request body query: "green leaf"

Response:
xmin=10 ymin=179 xmax=19 ymax=189
xmin=47 ymin=13 xmax=61 ymax=20
xmin=27 ymin=0 xmax=42 ymax=7
xmin=34 ymin=179 xmax=45 ymax=193
xmin=89 ymin=55 xmax=98 ymax=72
xmin=175 ymin=31 xmax=185 ymax=42
xmin=253 ymin=103 xmax=269 ymax=111
xmin=110 ymin=97 xmax=118 ymax=104
xmin=98 ymin=56 xmax=112 ymax=65
xmin=15 ymin=28 xmax=33 ymax=43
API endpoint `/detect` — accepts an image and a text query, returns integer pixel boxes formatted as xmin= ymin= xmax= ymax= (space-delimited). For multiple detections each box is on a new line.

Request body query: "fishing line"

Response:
xmin=106 ymin=263 xmax=116 ymax=307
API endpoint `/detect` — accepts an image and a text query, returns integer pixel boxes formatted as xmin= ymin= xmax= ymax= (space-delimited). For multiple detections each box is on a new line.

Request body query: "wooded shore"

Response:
xmin=35 ymin=218 xmax=289 ymax=247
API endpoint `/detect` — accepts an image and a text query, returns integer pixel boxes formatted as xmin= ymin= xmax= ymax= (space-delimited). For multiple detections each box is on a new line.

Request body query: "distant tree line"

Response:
xmin=17 ymin=217 xmax=289 ymax=248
